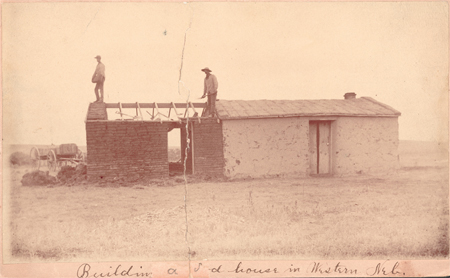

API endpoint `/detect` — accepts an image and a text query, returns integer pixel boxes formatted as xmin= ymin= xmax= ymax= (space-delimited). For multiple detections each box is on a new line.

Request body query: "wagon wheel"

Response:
xmin=30 ymin=147 xmax=41 ymax=170
xmin=47 ymin=150 xmax=57 ymax=172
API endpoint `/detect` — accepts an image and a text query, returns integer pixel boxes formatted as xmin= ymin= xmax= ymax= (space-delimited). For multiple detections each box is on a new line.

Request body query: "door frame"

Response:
xmin=309 ymin=120 xmax=334 ymax=175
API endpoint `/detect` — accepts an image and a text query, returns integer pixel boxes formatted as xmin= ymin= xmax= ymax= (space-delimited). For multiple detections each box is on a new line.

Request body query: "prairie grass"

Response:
xmin=5 ymin=163 xmax=448 ymax=262
xmin=185 ymin=167 xmax=448 ymax=260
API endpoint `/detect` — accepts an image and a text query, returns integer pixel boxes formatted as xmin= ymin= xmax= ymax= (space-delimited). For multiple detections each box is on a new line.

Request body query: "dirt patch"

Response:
xmin=85 ymin=172 xmax=228 ymax=188
xmin=20 ymin=164 xmax=88 ymax=186
xmin=185 ymin=173 xmax=229 ymax=184
xmin=56 ymin=163 xmax=87 ymax=185
xmin=57 ymin=164 xmax=86 ymax=181
xmin=21 ymin=170 xmax=57 ymax=186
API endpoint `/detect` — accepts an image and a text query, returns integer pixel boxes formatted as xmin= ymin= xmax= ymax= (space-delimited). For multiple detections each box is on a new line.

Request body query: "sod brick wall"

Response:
xmin=86 ymin=121 xmax=169 ymax=180
xmin=86 ymin=103 xmax=108 ymax=120
xmin=192 ymin=119 xmax=225 ymax=176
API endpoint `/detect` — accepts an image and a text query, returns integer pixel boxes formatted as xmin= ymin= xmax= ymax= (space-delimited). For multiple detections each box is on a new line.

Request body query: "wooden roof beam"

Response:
xmin=189 ymin=102 xmax=199 ymax=116
xmin=189 ymin=102 xmax=201 ymax=123
xmin=137 ymin=102 xmax=143 ymax=121
xmin=119 ymin=102 xmax=123 ymax=120
xmin=171 ymin=102 xmax=182 ymax=123
xmin=154 ymin=102 xmax=163 ymax=123
xmin=105 ymin=102 xmax=207 ymax=109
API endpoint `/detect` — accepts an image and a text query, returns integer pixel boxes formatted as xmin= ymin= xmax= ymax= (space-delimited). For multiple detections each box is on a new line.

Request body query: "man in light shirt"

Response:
xmin=92 ymin=55 xmax=106 ymax=103
xmin=200 ymin=67 xmax=218 ymax=117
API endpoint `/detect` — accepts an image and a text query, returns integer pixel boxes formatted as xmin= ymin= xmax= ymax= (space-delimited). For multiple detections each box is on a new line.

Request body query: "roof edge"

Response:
xmin=217 ymin=114 xmax=400 ymax=120
xmin=360 ymin=97 xmax=401 ymax=116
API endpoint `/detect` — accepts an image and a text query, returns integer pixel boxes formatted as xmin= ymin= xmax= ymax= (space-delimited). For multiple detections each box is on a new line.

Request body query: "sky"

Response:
xmin=2 ymin=2 xmax=449 ymax=147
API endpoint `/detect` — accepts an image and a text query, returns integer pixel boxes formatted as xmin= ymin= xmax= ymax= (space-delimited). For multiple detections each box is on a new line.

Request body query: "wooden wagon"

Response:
xmin=30 ymin=144 xmax=85 ymax=171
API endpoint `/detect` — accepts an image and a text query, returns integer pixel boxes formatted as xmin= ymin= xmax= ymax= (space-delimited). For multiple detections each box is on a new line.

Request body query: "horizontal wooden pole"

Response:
xmin=105 ymin=103 xmax=207 ymax=109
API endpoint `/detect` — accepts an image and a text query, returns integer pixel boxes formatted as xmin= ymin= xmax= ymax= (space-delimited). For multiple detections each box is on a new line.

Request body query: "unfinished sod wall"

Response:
xmin=191 ymin=119 xmax=225 ymax=176
xmin=85 ymin=104 xmax=225 ymax=179
xmin=86 ymin=121 xmax=169 ymax=180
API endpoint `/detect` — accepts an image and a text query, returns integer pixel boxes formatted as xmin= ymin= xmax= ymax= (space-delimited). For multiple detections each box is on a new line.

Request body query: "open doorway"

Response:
xmin=168 ymin=123 xmax=193 ymax=176
xmin=168 ymin=127 xmax=182 ymax=176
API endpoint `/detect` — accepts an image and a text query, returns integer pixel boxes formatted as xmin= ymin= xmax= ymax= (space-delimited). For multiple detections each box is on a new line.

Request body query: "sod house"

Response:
xmin=85 ymin=93 xmax=401 ymax=180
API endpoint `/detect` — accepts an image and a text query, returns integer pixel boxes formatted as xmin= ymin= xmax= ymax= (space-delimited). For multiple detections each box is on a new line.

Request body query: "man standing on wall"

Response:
xmin=92 ymin=55 xmax=106 ymax=103
xmin=200 ymin=67 xmax=218 ymax=117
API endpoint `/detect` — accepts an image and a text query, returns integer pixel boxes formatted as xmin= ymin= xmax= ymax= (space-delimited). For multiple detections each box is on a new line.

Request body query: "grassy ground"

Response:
xmin=3 ymin=141 xmax=449 ymax=262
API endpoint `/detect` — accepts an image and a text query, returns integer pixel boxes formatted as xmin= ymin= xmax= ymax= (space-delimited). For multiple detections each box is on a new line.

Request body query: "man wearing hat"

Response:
xmin=92 ymin=55 xmax=106 ymax=103
xmin=201 ymin=67 xmax=218 ymax=117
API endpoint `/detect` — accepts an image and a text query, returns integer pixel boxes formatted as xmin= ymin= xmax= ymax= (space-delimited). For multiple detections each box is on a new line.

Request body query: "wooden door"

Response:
xmin=309 ymin=121 xmax=331 ymax=174
xmin=309 ymin=122 xmax=318 ymax=174
xmin=318 ymin=122 xmax=331 ymax=174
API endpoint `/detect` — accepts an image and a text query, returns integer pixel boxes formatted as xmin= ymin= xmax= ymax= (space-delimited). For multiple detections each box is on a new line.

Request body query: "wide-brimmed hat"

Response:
xmin=94 ymin=55 xmax=101 ymax=59
xmin=201 ymin=67 xmax=212 ymax=72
